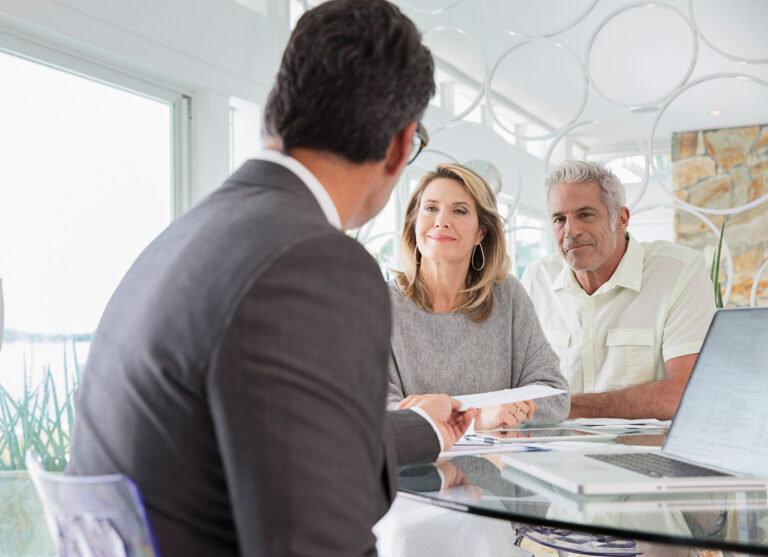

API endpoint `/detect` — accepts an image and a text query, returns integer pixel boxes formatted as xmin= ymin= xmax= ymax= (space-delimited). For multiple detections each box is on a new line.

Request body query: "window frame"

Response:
xmin=0 ymin=30 xmax=190 ymax=219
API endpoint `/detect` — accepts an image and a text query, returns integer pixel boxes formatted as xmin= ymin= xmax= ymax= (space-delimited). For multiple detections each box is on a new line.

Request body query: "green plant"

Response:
xmin=710 ymin=220 xmax=725 ymax=309
xmin=0 ymin=345 xmax=79 ymax=471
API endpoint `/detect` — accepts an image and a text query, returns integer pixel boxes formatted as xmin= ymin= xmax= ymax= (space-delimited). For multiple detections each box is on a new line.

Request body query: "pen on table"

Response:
xmin=464 ymin=433 xmax=499 ymax=445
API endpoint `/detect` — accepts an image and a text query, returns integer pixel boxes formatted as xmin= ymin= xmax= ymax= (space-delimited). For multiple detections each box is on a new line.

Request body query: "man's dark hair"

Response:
xmin=263 ymin=0 xmax=435 ymax=163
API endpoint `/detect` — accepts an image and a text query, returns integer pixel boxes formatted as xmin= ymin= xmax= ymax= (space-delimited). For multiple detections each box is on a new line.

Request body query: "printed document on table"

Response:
xmin=455 ymin=385 xmax=567 ymax=411
xmin=440 ymin=440 xmax=550 ymax=458
xmin=564 ymin=418 xmax=671 ymax=429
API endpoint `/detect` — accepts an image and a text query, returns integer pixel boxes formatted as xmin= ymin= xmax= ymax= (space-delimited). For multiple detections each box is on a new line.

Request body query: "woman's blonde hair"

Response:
xmin=393 ymin=163 xmax=510 ymax=322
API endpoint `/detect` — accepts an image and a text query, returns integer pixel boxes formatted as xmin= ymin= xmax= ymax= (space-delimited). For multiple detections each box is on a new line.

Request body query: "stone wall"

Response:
xmin=672 ymin=123 xmax=768 ymax=307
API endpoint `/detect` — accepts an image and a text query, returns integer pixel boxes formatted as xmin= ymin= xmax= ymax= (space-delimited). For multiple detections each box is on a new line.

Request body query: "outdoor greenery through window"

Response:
xmin=511 ymin=211 xmax=552 ymax=278
xmin=0 ymin=47 xmax=176 ymax=471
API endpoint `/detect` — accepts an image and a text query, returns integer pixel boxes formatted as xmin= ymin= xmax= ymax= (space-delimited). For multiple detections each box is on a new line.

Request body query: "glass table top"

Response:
xmin=397 ymin=432 xmax=768 ymax=554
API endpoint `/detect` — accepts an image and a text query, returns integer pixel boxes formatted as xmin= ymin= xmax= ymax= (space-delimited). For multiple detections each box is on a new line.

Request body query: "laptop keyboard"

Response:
xmin=586 ymin=452 xmax=731 ymax=478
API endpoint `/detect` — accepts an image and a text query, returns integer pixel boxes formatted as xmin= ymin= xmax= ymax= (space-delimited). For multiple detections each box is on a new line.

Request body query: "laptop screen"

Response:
xmin=664 ymin=308 xmax=768 ymax=477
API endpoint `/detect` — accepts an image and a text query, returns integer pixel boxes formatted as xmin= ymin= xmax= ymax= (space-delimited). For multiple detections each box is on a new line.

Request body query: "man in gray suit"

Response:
xmin=67 ymin=1 xmax=476 ymax=555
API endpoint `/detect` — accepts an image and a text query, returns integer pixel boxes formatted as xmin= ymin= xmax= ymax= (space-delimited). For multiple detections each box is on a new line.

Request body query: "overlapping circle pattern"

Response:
xmin=688 ymin=0 xmax=768 ymax=64
xmin=585 ymin=2 xmax=698 ymax=109
xmin=294 ymin=0 xmax=768 ymax=306
xmin=482 ymin=0 xmax=598 ymax=38
xmin=486 ymin=39 xmax=588 ymax=141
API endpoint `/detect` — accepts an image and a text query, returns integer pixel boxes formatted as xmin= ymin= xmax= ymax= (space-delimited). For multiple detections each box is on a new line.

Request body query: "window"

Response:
xmin=592 ymin=152 xmax=675 ymax=243
xmin=453 ymin=82 xmax=482 ymax=123
xmin=354 ymin=175 xmax=407 ymax=280
xmin=490 ymin=103 xmax=523 ymax=146
xmin=0 ymin=40 xmax=185 ymax=470
xmin=432 ymin=66 xmax=457 ymax=112
xmin=229 ymin=97 xmax=262 ymax=173
xmin=603 ymin=154 xmax=644 ymax=186
xmin=523 ymin=124 xmax=554 ymax=159
xmin=509 ymin=211 xmax=554 ymax=278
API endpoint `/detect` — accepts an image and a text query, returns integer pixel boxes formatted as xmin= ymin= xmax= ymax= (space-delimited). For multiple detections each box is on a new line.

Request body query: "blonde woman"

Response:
xmin=388 ymin=163 xmax=569 ymax=429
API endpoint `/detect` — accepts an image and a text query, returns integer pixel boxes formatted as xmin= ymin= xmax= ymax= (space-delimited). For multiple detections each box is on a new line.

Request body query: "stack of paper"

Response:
xmin=562 ymin=418 xmax=670 ymax=435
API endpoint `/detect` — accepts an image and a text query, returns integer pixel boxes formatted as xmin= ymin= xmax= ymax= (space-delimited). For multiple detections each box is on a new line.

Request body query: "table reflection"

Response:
xmin=396 ymin=448 xmax=768 ymax=554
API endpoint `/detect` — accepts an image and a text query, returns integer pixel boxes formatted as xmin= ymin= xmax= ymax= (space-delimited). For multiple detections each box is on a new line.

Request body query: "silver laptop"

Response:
xmin=500 ymin=465 xmax=768 ymax=513
xmin=502 ymin=308 xmax=768 ymax=495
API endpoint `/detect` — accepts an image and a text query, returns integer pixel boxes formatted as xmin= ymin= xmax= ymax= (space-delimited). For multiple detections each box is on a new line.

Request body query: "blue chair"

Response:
xmin=25 ymin=450 xmax=161 ymax=557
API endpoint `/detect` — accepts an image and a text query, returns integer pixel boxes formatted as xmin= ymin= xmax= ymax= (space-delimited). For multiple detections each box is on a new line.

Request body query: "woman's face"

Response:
xmin=414 ymin=177 xmax=485 ymax=266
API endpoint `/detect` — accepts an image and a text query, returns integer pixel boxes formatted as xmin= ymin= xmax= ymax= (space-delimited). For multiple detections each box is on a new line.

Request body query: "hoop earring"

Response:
xmin=471 ymin=243 xmax=485 ymax=271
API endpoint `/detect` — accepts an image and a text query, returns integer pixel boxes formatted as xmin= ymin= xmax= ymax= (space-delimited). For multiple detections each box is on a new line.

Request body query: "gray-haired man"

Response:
xmin=522 ymin=161 xmax=715 ymax=420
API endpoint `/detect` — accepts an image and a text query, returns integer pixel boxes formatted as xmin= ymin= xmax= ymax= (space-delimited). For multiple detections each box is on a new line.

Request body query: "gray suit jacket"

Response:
xmin=67 ymin=160 xmax=440 ymax=557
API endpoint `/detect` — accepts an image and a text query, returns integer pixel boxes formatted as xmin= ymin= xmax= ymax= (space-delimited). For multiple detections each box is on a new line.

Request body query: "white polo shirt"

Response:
xmin=521 ymin=235 xmax=716 ymax=395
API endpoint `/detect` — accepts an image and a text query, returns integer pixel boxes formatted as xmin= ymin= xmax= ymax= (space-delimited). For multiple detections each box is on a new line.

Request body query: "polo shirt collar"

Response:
xmin=552 ymin=259 xmax=577 ymax=293
xmin=551 ymin=233 xmax=644 ymax=295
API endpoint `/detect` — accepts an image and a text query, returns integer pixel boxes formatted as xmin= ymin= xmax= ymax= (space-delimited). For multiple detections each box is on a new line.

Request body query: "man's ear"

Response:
xmin=616 ymin=206 xmax=630 ymax=232
xmin=384 ymin=121 xmax=417 ymax=176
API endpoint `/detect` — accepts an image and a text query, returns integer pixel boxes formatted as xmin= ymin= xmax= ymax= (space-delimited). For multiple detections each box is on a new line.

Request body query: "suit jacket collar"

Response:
xmin=240 ymin=151 xmax=342 ymax=230
xmin=224 ymin=159 xmax=326 ymax=223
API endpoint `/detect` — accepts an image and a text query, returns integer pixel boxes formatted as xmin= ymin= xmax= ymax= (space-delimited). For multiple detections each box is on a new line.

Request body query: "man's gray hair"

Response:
xmin=545 ymin=161 xmax=626 ymax=224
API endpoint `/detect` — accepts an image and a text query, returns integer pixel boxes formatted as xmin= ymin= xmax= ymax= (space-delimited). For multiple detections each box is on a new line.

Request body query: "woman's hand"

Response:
xmin=474 ymin=400 xmax=538 ymax=430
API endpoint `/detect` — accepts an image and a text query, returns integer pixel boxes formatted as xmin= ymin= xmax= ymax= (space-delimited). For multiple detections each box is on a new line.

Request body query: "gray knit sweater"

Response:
xmin=387 ymin=275 xmax=570 ymax=425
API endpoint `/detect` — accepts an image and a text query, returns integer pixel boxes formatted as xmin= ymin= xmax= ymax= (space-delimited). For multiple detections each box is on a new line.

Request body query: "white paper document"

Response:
xmin=455 ymin=385 xmax=567 ymax=411
xmin=563 ymin=418 xmax=671 ymax=429
xmin=439 ymin=440 xmax=549 ymax=458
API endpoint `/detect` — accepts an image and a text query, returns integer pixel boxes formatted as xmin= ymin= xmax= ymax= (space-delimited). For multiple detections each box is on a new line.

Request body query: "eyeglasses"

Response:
xmin=407 ymin=122 xmax=429 ymax=165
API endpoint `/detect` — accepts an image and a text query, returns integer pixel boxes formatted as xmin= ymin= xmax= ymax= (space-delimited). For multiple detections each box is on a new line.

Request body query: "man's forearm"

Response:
xmin=569 ymin=378 xmax=686 ymax=420
xmin=570 ymin=354 xmax=698 ymax=419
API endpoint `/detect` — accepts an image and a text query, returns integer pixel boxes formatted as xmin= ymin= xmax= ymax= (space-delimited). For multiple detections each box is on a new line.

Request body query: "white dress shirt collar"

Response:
xmin=251 ymin=149 xmax=342 ymax=230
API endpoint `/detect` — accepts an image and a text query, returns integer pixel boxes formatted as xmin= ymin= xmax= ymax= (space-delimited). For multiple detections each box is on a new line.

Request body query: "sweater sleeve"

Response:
xmin=386 ymin=350 xmax=406 ymax=409
xmin=508 ymin=277 xmax=571 ymax=424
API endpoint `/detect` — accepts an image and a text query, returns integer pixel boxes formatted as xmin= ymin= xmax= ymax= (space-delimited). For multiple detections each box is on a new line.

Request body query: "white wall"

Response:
xmin=0 ymin=0 xmax=288 ymax=204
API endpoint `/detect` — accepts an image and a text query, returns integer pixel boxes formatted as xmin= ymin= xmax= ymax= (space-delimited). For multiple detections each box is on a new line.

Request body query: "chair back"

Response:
xmin=25 ymin=450 xmax=160 ymax=557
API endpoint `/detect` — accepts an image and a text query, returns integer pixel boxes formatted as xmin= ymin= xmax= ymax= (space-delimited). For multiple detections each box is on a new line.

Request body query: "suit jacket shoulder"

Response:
xmin=69 ymin=160 xmax=399 ymax=556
